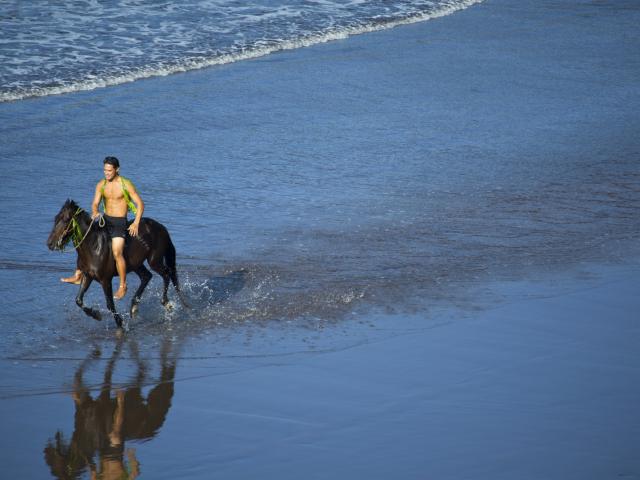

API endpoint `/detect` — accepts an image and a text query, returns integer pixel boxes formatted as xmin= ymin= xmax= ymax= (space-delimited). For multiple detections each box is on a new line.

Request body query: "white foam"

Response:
xmin=0 ymin=0 xmax=484 ymax=103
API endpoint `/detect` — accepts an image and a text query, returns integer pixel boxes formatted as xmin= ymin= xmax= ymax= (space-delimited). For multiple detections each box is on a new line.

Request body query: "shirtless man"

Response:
xmin=61 ymin=157 xmax=144 ymax=300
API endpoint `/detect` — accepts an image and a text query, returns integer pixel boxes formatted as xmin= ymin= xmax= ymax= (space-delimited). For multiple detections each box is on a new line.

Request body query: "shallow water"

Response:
xmin=1 ymin=2 xmax=639 ymax=355
xmin=1 ymin=0 xmax=639 ymax=478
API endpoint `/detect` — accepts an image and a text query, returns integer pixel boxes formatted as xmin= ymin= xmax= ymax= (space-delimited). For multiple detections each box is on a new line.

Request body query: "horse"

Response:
xmin=47 ymin=199 xmax=186 ymax=328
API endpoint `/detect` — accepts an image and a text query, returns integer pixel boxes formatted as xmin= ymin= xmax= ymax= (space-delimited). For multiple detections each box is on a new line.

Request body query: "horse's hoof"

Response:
xmin=130 ymin=304 xmax=138 ymax=318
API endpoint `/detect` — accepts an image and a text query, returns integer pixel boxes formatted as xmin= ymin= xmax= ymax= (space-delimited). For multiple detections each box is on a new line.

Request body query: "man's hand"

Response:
xmin=128 ymin=221 xmax=139 ymax=237
xmin=92 ymin=211 xmax=102 ymax=220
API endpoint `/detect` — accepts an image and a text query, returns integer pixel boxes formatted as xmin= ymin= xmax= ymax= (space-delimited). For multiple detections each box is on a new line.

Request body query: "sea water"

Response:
xmin=1 ymin=0 xmax=482 ymax=102
xmin=1 ymin=0 xmax=640 ymax=478
xmin=1 ymin=0 xmax=639 ymax=355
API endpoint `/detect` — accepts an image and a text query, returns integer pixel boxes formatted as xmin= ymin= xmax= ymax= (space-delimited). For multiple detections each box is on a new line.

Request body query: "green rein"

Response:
xmin=64 ymin=177 xmax=136 ymax=250
xmin=63 ymin=208 xmax=98 ymax=251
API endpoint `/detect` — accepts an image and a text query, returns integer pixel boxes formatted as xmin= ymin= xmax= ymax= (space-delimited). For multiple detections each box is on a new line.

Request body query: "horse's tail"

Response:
xmin=165 ymin=237 xmax=190 ymax=309
xmin=165 ymin=238 xmax=179 ymax=289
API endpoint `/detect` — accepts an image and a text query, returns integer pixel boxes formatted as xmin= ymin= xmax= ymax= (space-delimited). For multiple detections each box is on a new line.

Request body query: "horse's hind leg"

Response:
xmin=101 ymin=280 xmax=124 ymax=328
xmin=168 ymin=266 xmax=190 ymax=309
xmin=148 ymin=256 xmax=171 ymax=306
xmin=76 ymin=276 xmax=101 ymax=321
xmin=165 ymin=239 xmax=190 ymax=309
xmin=130 ymin=265 xmax=153 ymax=318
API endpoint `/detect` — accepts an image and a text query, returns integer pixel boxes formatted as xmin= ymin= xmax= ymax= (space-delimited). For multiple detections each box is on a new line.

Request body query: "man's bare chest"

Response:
xmin=104 ymin=181 xmax=124 ymax=200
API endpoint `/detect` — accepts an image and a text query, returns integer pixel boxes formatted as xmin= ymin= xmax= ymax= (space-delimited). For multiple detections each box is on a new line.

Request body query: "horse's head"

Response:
xmin=47 ymin=199 xmax=80 ymax=251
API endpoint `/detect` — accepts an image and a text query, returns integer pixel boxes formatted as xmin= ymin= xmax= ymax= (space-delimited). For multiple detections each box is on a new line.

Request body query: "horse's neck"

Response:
xmin=76 ymin=213 xmax=92 ymax=231
xmin=75 ymin=214 xmax=106 ymax=255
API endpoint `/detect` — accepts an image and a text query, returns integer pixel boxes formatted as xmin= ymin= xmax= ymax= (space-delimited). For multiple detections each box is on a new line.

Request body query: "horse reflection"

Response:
xmin=44 ymin=338 xmax=176 ymax=479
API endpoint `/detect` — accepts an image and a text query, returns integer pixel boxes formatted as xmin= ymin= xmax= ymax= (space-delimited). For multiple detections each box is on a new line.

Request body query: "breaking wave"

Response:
xmin=0 ymin=0 xmax=483 ymax=102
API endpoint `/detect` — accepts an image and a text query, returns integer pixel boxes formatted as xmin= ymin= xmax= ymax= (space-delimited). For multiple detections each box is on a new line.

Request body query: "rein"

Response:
xmin=60 ymin=208 xmax=104 ymax=251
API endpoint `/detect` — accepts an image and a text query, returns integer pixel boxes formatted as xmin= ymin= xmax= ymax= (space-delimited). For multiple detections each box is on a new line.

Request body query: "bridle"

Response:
xmin=57 ymin=207 xmax=102 ymax=251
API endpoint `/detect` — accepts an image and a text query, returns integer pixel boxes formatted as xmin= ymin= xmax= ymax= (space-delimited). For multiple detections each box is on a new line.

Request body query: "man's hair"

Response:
xmin=104 ymin=156 xmax=120 ymax=169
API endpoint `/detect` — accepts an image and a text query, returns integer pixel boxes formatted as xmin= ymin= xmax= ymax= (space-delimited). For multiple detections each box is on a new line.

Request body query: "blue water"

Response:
xmin=1 ymin=0 xmax=640 ymax=356
xmin=1 ymin=0 xmax=640 ymax=478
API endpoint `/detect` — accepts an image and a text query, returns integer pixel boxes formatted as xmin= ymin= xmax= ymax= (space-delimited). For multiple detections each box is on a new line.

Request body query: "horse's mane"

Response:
xmin=61 ymin=199 xmax=89 ymax=224
xmin=61 ymin=198 xmax=82 ymax=215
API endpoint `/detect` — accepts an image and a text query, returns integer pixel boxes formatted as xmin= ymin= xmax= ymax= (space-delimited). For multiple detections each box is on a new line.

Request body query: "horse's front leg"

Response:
xmin=76 ymin=275 xmax=101 ymax=321
xmin=130 ymin=265 xmax=153 ymax=319
xmin=101 ymin=280 xmax=124 ymax=329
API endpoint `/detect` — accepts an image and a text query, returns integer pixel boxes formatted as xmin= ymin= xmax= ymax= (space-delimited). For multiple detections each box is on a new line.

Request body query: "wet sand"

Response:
xmin=1 ymin=0 xmax=639 ymax=478
xmin=3 ymin=262 xmax=639 ymax=478
xmin=167 ymin=263 xmax=640 ymax=479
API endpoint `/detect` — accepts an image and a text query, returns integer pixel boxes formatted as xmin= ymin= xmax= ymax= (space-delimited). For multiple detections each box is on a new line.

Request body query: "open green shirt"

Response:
xmin=100 ymin=176 xmax=137 ymax=215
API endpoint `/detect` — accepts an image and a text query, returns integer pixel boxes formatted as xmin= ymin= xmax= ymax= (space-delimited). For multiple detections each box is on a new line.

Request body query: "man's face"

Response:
xmin=104 ymin=164 xmax=118 ymax=181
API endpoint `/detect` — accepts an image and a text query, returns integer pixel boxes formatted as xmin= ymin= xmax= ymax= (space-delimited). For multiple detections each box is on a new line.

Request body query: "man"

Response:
xmin=61 ymin=156 xmax=144 ymax=300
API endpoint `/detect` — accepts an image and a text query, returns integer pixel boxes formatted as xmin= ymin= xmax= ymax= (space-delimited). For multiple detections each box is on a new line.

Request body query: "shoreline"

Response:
xmin=0 ymin=1 xmax=485 ymax=104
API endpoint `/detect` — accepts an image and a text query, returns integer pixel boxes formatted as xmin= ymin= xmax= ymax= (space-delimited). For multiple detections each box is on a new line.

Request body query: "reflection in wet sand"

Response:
xmin=43 ymin=338 xmax=176 ymax=480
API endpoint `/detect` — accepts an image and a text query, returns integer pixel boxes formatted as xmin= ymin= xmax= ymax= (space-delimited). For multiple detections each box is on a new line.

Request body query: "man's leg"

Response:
xmin=112 ymin=237 xmax=127 ymax=299
xmin=61 ymin=269 xmax=83 ymax=284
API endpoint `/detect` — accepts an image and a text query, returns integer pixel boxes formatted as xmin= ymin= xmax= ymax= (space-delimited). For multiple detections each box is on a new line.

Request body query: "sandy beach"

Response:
xmin=1 ymin=0 xmax=639 ymax=478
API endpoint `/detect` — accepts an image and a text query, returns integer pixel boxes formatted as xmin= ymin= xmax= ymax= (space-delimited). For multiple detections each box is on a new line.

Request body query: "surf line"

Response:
xmin=0 ymin=0 xmax=484 ymax=103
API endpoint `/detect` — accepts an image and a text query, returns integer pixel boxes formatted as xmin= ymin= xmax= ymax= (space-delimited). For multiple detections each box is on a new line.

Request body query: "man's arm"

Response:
xmin=91 ymin=181 xmax=103 ymax=219
xmin=127 ymin=181 xmax=144 ymax=236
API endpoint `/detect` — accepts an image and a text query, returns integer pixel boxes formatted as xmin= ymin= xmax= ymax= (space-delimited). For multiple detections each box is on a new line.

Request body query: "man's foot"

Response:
xmin=61 ymin=272 xmax=83 ymax=284
xmin=114 ymin=284 xmax=127 ymax=300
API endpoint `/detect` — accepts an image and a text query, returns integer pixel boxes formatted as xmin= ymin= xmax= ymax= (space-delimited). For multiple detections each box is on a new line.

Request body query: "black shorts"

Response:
xmin=104 ymin=214 xmax=128 ymax=238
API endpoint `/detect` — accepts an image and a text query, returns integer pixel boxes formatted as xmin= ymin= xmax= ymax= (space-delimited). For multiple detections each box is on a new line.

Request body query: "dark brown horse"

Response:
xmin=47 ymin=199 xmax=186 ymax=328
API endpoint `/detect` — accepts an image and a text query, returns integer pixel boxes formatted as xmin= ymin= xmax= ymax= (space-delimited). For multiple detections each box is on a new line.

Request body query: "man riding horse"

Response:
xmin=62 ymin=156 xmax=144 ymax=300
xmin=49 ymin=155 xmax=185 ymax=327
